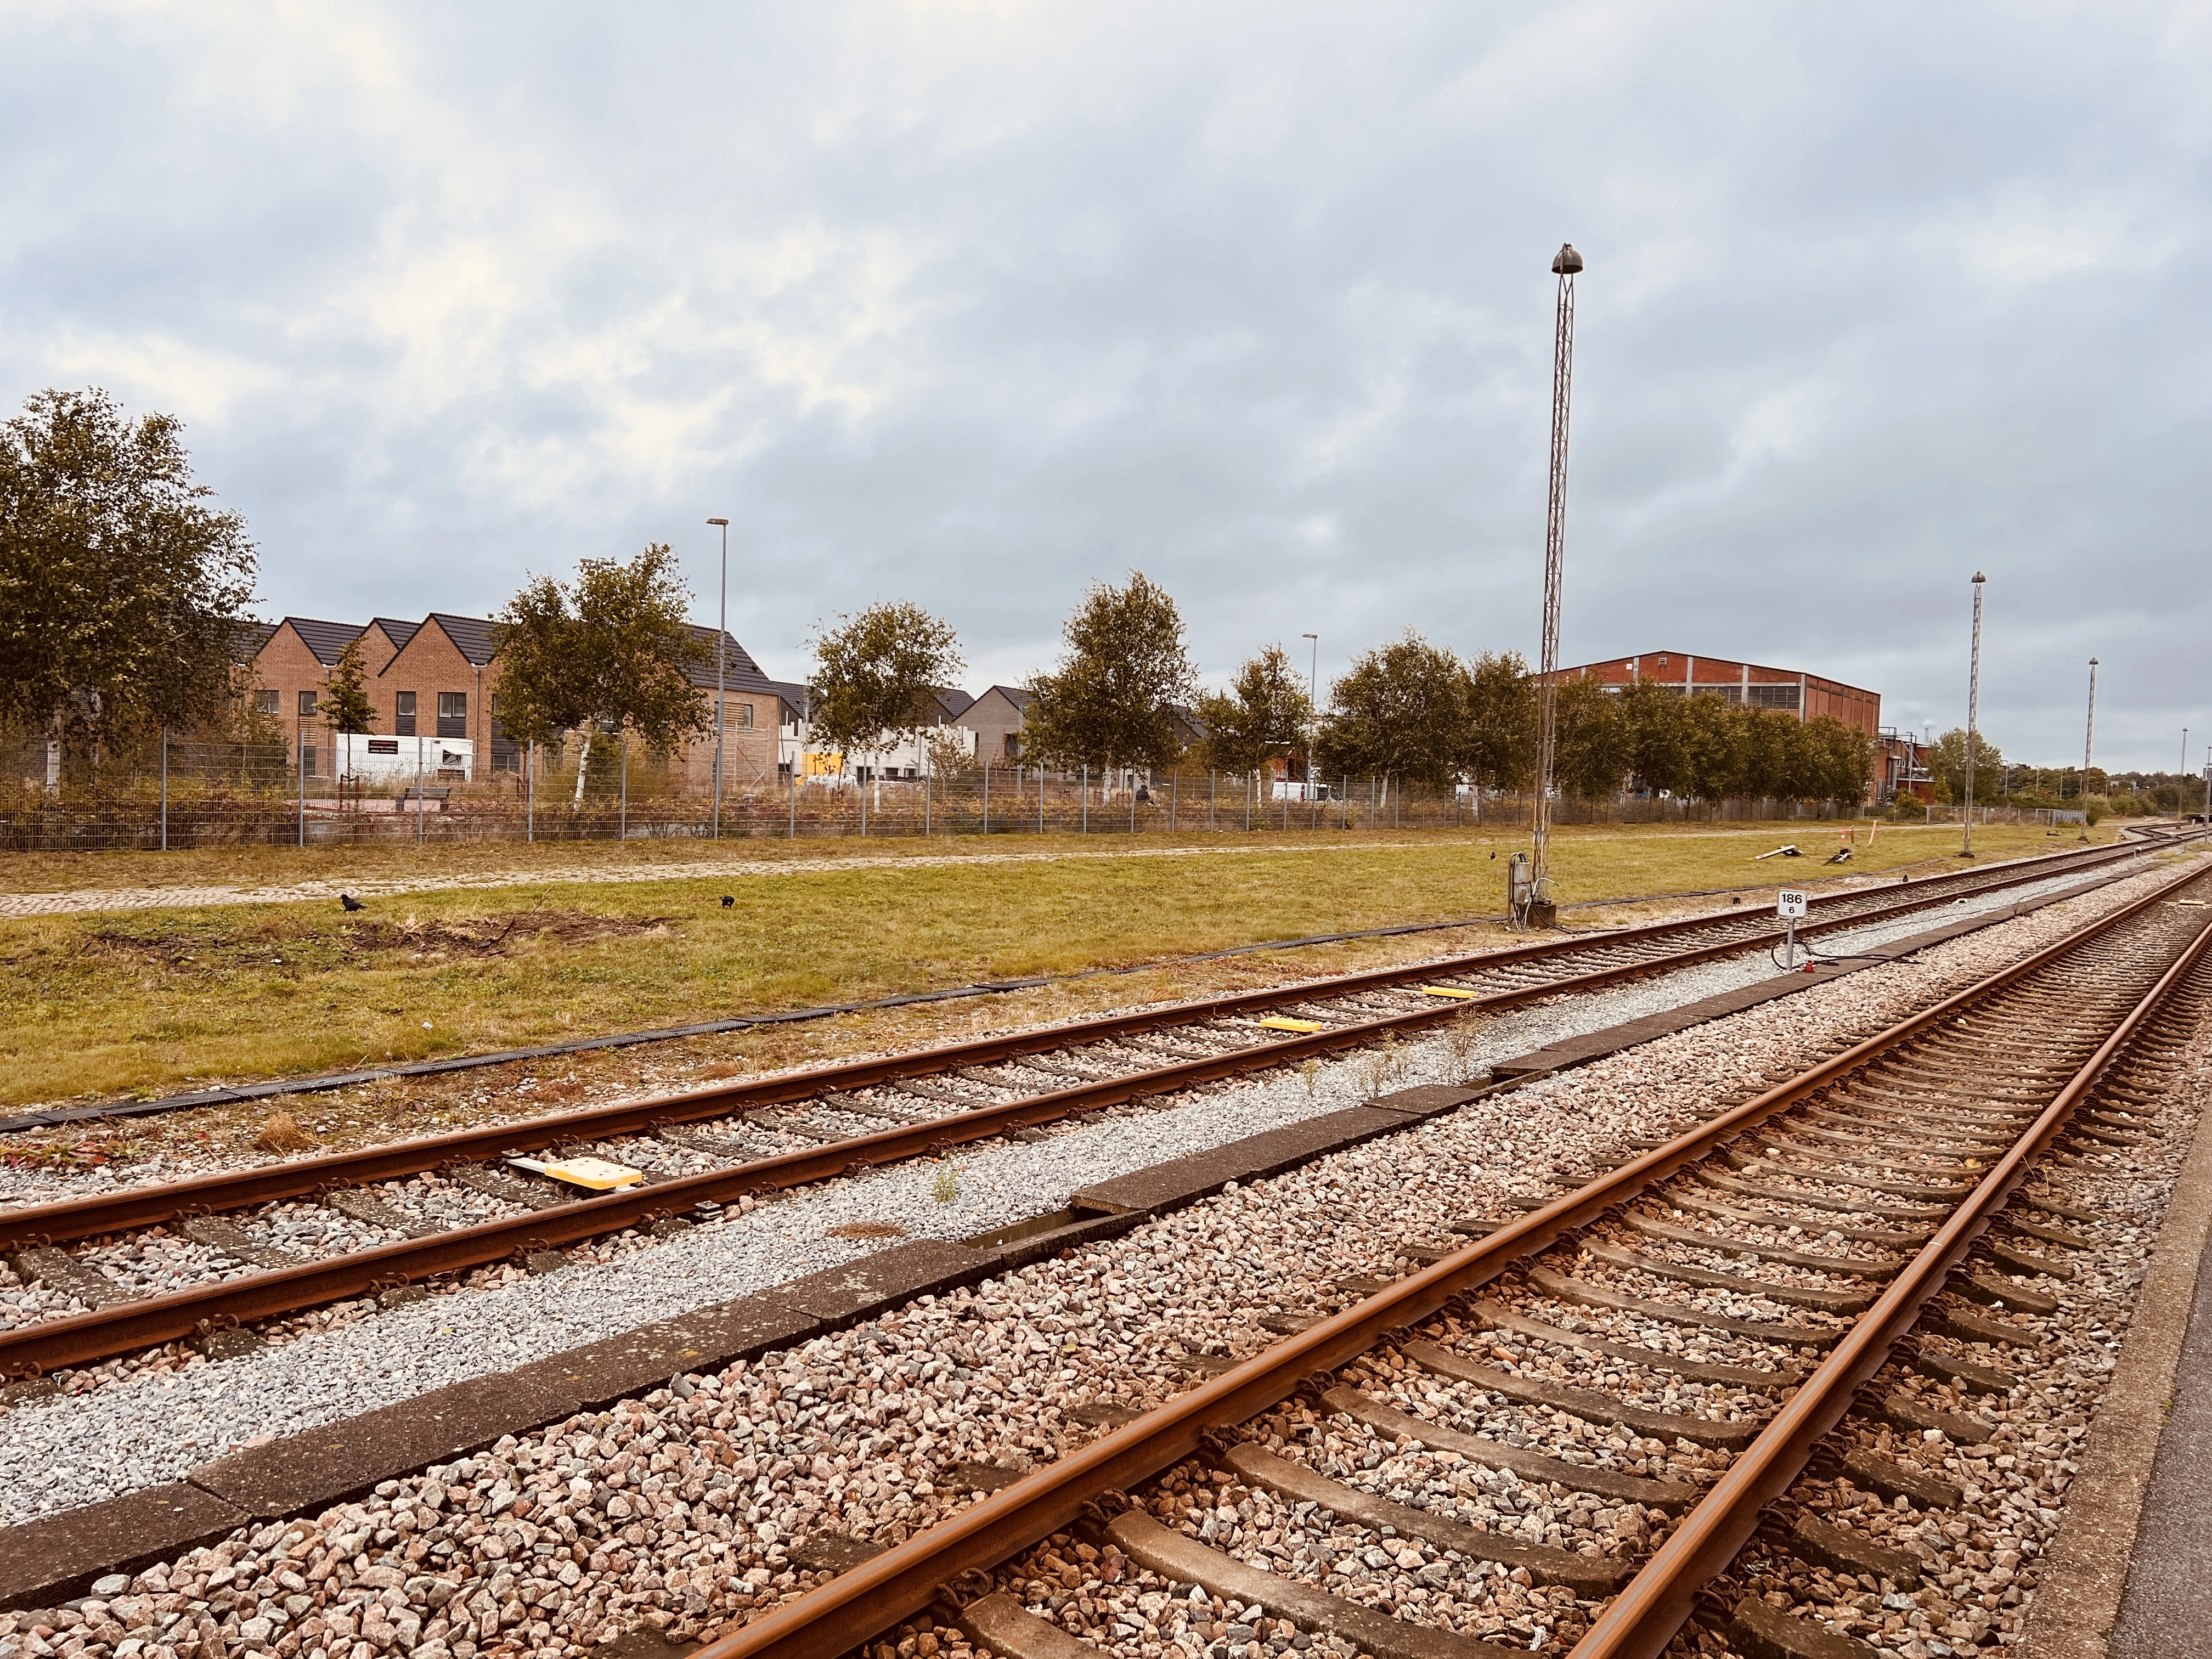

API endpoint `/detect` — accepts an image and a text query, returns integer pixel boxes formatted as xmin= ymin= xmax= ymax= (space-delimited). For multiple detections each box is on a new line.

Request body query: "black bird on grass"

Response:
xmin=721 ymin=895 xmax=735 ymax=908
xmin=340 ymin=893 xmax=364 ymax=912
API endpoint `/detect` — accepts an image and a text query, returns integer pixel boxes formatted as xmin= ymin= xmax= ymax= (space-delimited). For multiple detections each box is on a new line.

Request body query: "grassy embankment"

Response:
xmin=0 ymin=820 xmax=2121 ymax=1110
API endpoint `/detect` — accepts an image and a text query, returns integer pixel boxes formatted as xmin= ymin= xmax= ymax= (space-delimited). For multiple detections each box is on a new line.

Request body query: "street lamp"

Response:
xmin=706 ymin=517 xmax=730 ymax=837
xmin=1528 ymin=241 xmax=1583 ymax=927
xmin=2081 ymin=658 xmax=2097 ymax=835
xmin=1301 ymin=633 xmax=1318 ymax=805
xmin=1962 ymin=573 xmax=1986 ymax=857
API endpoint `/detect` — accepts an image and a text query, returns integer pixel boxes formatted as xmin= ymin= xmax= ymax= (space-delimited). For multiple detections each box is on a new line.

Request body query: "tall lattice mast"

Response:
xmin=1527 ymin=242 xmax=1582 ymax=922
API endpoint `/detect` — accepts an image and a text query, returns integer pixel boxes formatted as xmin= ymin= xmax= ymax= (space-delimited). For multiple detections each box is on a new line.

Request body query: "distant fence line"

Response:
xmin=1 ymin=737 xmax=2079 ymax=853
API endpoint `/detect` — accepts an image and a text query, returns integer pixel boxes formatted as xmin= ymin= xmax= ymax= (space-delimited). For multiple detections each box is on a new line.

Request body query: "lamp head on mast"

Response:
xmin=1551 ymin=244 xmax=1584 ymax=275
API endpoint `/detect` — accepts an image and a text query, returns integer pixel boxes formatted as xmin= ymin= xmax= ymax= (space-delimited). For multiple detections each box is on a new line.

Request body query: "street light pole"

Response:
xmin=1302 ymin=632 xmax=1318 ymax=814
xmin=1963 ymin=572 xmax=1987 ymax=857
xmin=2081 ymin=657 xmax=2097 ymax=834
xmin=706 ymin=517 xmax=730 ymax=838
xmin=1528 ymin=242 xmax=1583 ymax=927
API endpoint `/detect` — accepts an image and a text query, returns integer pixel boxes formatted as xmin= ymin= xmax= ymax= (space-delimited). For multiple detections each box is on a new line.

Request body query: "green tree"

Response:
xmin=807 ymin=600 xmax=964 ymax=771
xmin=0 ymin=389 xmax=257 ymax=765
xmin=320 ymin=636 xmax=375 ymax=736
xmin=1317 ymin=629 xmax=1468 ymax=792
xmin=1192 ymin=644 xmax=1311 ymax=778
xmin=1460 ymin=650 xmax=1535 ymax=793
xmin=1618 ymin=682 xmax=1691 ymax=797
xmin=1023 ymin=572 xmax=1197 ymax=772
xmin=494 ymin=543 xmax=709 ymax=804
xmin=1804 ymin=715 xmax=1873 ymax=804
xmin=1928 ymin=726 xmax=2006 ymax=805
xmin=1551 ymin=674 xmax=1627 ymax=801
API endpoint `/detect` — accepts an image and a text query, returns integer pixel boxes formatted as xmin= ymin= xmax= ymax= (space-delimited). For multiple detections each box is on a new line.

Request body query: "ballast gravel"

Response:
xmin=0 ymin=856 xmax=2197 ymax=1659
xmin=0 ymin=855 xmax=2138 ymax=1212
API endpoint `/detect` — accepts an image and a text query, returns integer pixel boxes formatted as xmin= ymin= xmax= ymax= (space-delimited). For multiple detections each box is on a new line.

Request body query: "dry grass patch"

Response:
xmin=251 ymin=1111 xmax=319 ymax=1154
xmin=0 ymin=820 xmax=2119 ymax=1115
xmin=826 ymin=1221 xmax=911 ymax=1240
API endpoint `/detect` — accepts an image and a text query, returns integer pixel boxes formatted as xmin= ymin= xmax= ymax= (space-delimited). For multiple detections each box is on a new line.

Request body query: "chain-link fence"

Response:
xmin=3 ymin=735 xmax=1894 ymax=851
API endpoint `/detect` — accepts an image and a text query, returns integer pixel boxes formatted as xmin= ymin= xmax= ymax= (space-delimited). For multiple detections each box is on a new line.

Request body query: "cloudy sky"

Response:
xmin=4 ymin=3 xmax=2208 ymax=770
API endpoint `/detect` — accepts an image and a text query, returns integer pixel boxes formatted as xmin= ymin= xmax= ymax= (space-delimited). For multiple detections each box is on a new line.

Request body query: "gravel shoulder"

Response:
xmin=0 ymin=857 xmax=2196 ymax=1659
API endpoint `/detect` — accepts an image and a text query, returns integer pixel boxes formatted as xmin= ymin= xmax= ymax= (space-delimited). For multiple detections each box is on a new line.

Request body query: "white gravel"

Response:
xmin=0 ymin=860 xmax=2196 ymax=1659
xmin=0 ymin=853 xmax=2140 ymax=1211
xmin=0 ymin=858 xmax=2183 ymax=1529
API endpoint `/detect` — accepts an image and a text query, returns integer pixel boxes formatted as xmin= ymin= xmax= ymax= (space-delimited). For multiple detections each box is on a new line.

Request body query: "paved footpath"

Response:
xmin=0 ymin=837 xmax=1469 ymax=920
xmin=2109 ymin=1220 xmax=2212 ymax=1656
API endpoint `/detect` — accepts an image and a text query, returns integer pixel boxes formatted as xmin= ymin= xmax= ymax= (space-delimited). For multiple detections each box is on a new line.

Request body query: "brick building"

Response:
xmin=240 ymin=616 xmax=420 ymax=777
xmin=239 ymin=612 xmax=795 ymax=791
xmin=1556 ymin=650 xmax=1881 ymax=737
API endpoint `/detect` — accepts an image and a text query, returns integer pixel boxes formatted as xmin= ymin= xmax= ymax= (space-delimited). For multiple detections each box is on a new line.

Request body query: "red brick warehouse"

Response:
xmin=1554 ymin=650 xmax=1880 ymax=737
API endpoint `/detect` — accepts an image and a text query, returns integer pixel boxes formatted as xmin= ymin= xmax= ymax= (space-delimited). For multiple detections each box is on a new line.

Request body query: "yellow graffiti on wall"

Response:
xmin=802 ymin=752 xmax=843 ymax=778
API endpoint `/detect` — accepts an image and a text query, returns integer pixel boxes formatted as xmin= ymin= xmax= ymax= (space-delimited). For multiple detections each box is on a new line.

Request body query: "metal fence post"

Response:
xmin=527 ymin=741 xmax=534 ymax=843
xmin=983 ymin=759 xmax=990 ymax=834
xmin=619 ymin=733 xmax=628 ymax=842
xmin=1081 ymin=766 xmax=1088 ymax=833
xmin=417 ymin=737 xmax=426 ymax=845
xmin=298 ymin=732 xmax=306 ymax=848
xmin=160 ymin=725 xmax=168 ymax=852
xmin=1170 ymin=770 xmax=1176 ymax=832
xmin=789 ymin=762 xmax=797 ymax=839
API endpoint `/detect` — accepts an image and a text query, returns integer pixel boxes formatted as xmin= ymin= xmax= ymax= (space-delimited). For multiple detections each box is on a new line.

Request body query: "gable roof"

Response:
xmin=280 ymin=617 xmax=369 ymax=667
xmin=680 ymin=625 xmax=783 ymax=692
xmin=232 ymin=620 xmax=279 ymax=662
xmin=928 ymin=687 xmax=977 ymax=723
xmin=368 ymin=617 xmax=421 ymax=651
xmin=422 ymin=612 xmax=501 ymax=666
xmin=972 ymin=684 xmax=1032 ymax=714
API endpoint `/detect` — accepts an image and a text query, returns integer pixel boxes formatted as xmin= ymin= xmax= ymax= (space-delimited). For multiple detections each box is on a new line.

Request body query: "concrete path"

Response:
xmin=0 ymin=837 xmax=1469 ymax=919
xmin=2110 ymin=1221 xmax=2212 ymax=1656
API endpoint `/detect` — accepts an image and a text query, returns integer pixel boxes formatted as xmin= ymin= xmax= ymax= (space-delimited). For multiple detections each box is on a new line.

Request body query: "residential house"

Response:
xmin=239 ymin=616 xmax=419 ymax=777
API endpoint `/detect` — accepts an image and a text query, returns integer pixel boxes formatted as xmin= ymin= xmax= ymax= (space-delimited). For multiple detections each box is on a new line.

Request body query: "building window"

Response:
xmin=302 ymin=744 xmax=319 ymax=777
xmin=298 ymin=690 xmax=319 ymax=716
xmin=437 ymin=691 xmax=467 ymax=738
xmin=1747 ymin=684 xmax=1802 ymax=712
xmin=1004 ymin=734 xmax=1022 ymax=759
xmin=395 ymin=691 xmax=417 ymax=736
xmin=254 ymin=689 xmax=279 ymax=717
xmin=734 ymin=703 xmax=754 ymax=730
xmin=488 ymin=693 xmax=520 ymax=773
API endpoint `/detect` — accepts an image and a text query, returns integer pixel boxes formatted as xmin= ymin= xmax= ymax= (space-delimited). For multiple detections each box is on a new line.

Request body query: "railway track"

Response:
xmin=687 ymin=856 xmax=2212 ymax=1659
xmin=0 ymin=838 xmax=2169 ymax=1384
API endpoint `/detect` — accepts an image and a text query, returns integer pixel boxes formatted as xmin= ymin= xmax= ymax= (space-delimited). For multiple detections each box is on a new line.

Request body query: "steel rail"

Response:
xmin=1568 ymin=881 xmax=2212 ymax=1656
xmin=686 ymin=856 xmax=2212 ymax=1659
xmin=0 ymin=839 xmax=2145 ymax=1255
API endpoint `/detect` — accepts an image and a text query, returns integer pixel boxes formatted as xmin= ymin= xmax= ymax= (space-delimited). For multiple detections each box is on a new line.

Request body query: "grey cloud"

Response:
xmin=1 ymin=3 xmax=2205 ymax=766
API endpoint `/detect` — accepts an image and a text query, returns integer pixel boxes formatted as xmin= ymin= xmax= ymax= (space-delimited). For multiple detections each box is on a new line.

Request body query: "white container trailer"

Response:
xmin=331 ymin=733 xmax=475 ymax=784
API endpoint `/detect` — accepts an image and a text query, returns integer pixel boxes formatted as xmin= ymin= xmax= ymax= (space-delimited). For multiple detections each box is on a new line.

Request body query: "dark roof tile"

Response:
xmin=426 ymin=612 xmax=501 ymax=666
xmin=284 ymin=617 xmax=369 ymax=667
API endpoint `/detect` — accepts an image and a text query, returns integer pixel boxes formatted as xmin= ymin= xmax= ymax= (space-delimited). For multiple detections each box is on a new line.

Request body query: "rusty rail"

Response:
xmin=0 ymin=838 xmax=2144 ymax=1256
xmin=688 ymin=856 xmax=2212 ymax=1659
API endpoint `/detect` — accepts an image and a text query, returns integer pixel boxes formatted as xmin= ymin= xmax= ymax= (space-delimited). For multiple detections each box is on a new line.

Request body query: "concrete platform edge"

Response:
xmin=2017 ymin=1074 xmax=2212 ymax=1659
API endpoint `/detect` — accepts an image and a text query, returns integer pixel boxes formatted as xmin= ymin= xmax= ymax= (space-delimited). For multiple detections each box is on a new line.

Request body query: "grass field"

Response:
xmin=0 ymin=820 xmax=2126 ymax=1110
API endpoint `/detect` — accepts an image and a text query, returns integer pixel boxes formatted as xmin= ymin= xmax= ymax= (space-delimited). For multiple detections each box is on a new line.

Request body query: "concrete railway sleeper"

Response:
xmin=0 ymin=843 xmax=2161 ymax=1384
xmin=679 ymin=859 xmax=2212 ymax=1659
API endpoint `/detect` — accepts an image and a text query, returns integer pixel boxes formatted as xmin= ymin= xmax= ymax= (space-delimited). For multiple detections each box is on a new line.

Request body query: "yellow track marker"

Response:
xmin=1419 ymin=985 xmax=1484 ymax=1000
xmin=508 ymin=1155 xmax=646 ymax=1192
xmin=1257 ymin=1017 xmax=1324 ymax=1034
